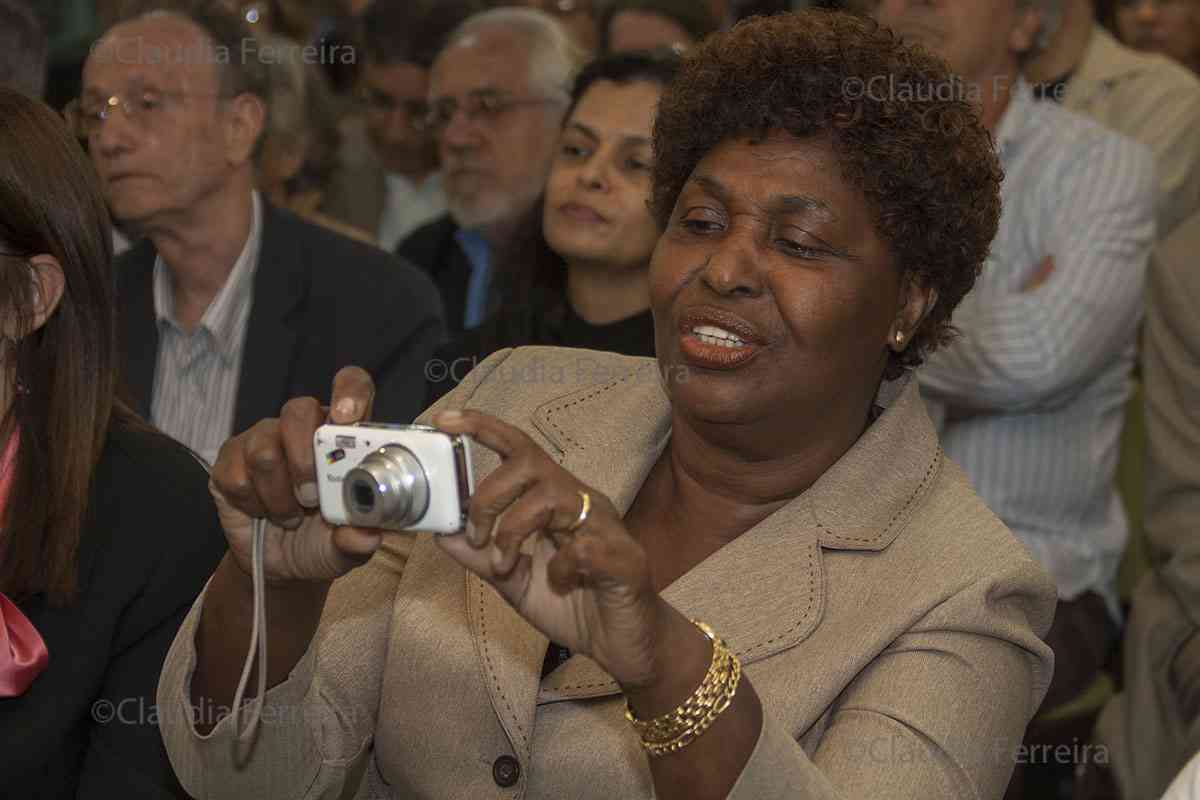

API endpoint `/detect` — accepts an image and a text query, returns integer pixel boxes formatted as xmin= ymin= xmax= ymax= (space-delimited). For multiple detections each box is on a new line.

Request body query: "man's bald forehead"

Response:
xmin=96 ymin=10 xmax=213 ymax=55
xmin=86 ymin=11 xmax=225 ymax=89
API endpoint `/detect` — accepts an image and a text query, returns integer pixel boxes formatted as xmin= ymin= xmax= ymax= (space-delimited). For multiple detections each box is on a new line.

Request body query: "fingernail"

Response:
xmin=490 ymin=544 xmax=506 ymax=572
xmin=279 ymin=514 xmax=304 ymax=530
xmin=436 ymin=410 xmax=462 ymax=425
xmin=335 ymin=398 xmax=359 ymax=421
xmin=296 ymin=482 xmax=319 ymax=508
xmin=466 ymin=520 xmax=485 ymax=547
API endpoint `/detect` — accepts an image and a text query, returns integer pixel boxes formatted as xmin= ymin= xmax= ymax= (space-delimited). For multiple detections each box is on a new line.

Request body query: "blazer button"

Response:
xmin=492 ymin=755 xmax=520 ymax=788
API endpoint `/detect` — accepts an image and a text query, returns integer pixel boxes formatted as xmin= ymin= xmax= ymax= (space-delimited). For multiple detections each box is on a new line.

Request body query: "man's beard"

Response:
xmin=445 ymin=177 xmax=541 ymax=232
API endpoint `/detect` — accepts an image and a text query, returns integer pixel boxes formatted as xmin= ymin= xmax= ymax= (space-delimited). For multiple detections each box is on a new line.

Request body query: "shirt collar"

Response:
xmin=153 ymin=191 xmax=264 ymax=362
xmin=1074 ymin=26 xmax=1154 ymax=88
xmin=993 ymin=77 xmax=1036 ymax=161
xmin=386 ymin=171 xmax=442 ymax=196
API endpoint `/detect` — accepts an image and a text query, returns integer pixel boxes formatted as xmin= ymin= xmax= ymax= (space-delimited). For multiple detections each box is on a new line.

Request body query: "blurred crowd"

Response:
xmin=2 ymin=0 xmax=1200 ymax=799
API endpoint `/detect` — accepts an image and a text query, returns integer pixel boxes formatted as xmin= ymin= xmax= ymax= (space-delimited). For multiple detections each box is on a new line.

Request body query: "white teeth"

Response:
xmin=692 ymin=324 xmax=746 ymax=347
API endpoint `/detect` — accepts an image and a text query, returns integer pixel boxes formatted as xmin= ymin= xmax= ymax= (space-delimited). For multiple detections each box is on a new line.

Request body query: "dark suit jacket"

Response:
xmin=117 ymin=202 xmax=446 ymax=431
xmin=1 ymin=420 xmax=226 ymax=798
xmin=396 ymin=214 xmax=472 ymax=337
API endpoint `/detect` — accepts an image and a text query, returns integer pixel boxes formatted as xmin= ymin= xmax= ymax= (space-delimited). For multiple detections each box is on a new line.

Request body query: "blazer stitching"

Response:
xmin=543 ymin=371 xmax=641 ymax=450
xmin=737 ymin=542 xmax=818 ymax=658
xmin=821 ymin=447 xmax=944 ymax=545
xmin=477 ymin=581 xmax=528 ymax=746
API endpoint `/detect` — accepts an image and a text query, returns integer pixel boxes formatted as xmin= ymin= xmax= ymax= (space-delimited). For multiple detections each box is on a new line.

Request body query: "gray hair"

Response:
xmin=259 ymin=35 xmax=309 ymax=148
xmin=443 ymin=7 xmax=586 ymax=101
xmin=0 ymin=0 xmax=46 ymax=99
xmin=256 ymin=33 xmax=341 ymax=186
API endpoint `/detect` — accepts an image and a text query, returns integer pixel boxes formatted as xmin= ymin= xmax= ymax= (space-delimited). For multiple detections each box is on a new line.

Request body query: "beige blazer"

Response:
xmin=1064 ymin=27 xmax=1200 ymax=238
xmin=158 ymin=348 xmax=1056 ymax=799
xmin=1097 ymin=211 xmax=1200 ymax=799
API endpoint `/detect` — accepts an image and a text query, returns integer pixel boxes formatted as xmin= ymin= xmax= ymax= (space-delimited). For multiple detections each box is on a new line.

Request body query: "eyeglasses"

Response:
xmin=64 ymin=88 xmax=228 ymax=139
xmin=358 ymin=88 xmax=430 ymax=128
xmin=419 ymin=91 xmax=563 ymax=135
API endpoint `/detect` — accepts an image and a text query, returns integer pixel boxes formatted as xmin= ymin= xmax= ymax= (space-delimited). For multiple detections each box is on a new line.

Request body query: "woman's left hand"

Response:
xmin=431 ymin=409 xmax=663 ymax=690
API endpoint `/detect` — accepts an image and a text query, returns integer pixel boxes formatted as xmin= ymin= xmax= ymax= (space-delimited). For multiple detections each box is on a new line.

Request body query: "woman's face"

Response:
xmin=542 ymin=79 xmax=663 ymax=274
xmin=650 ymin=132 xmax=927 ymax=433
xmin=1116 ymin=0 xmax=1200 ymax=73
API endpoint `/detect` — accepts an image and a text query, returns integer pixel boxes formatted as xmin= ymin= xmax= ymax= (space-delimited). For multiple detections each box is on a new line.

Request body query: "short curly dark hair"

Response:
xmin=650 ymin=10 xmax=1003 ymax=378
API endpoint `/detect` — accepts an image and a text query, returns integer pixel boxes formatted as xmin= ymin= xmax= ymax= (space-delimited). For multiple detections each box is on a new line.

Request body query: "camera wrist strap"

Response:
xmin=230 ymin=517 xmax=269 ymax=742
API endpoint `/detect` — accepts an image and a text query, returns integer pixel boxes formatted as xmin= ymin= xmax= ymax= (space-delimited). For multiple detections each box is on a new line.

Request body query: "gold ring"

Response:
xmin=567 ymin=490 xmax=591 ymax=532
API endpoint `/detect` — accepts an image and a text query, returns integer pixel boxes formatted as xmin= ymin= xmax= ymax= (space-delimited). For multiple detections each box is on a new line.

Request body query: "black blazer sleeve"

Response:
xmin=77 ymin=426 xmax=226 ymax=799
xmin=356 ymin=246 xmax=447 ymax=424
xmin=312 ymin=232 xmax=447 ymax=424
xmin=3 ymin=423 xmax=226 ymax=799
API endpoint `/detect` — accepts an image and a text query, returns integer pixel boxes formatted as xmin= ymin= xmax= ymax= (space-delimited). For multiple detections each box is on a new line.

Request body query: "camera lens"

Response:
xmin=351 ymin=480 xmax=376 ymax=512
xmin=342 ymin=445 xmax=430 ymax=528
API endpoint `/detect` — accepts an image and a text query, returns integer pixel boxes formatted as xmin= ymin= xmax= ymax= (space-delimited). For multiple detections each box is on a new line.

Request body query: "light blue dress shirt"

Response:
xmin=919 ymin=81 xmax=1157 ymax=620
xmin=455 ymin=228 xmax=493 ymax=330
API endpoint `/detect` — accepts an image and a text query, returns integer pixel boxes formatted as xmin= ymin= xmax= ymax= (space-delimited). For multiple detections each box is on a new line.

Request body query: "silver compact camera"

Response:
xmin=313 ymin=423 xmax=474 ymax=534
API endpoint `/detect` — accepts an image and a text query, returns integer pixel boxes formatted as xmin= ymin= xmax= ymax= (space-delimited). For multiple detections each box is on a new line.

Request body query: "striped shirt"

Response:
xmin=150 ymin=193 xmax=263 ymax=466
xmin=918 ymin=81 xmax=1156 ymax=619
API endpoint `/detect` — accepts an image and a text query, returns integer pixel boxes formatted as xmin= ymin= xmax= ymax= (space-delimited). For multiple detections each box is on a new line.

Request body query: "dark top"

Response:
xmin=117 ymin=201 xmax=446 ymax=431
xmin=0 ymin=420 xmax=227 ymax=798
xmin=427 ymin=292 xmax=656 ymax=405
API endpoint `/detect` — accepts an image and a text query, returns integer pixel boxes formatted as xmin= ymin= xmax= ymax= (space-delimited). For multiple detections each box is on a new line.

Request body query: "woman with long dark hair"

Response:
xmin=427 ymin=49 xmax=680 ymax=403
xmin=0 ymin=87 xmax=226 ymax=798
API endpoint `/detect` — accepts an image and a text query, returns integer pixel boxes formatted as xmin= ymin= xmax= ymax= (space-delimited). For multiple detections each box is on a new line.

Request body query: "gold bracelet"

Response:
xmin=624 ymin=620 xmax=742 ymax=757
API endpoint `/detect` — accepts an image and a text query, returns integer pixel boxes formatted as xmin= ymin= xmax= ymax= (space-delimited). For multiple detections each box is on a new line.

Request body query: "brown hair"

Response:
xmin=650 ymin=10 xmax=1003 ymax=378
xmin=0 ymin=88 xmax=148 ymax=604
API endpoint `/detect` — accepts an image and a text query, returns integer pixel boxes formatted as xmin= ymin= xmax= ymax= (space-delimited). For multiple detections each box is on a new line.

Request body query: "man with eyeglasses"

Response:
xmin=397 ymin=7 xmax=585 ymax=335
xmin=324 ymin=0 xmax=483 ymax=251
xmin=78 ymin=5 xmax=444 ymax=466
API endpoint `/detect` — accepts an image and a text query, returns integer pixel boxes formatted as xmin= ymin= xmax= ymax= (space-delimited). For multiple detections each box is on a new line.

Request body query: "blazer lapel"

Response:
xmin=464 ymin=358 xmax=673 ymax=757
xmin=534 ymin=366 xmax=940 ymax=703
xmin=233 ymin=204 xmax=304 ymax=434
xmin=465 ymin=357 xmax=942 ymax=725
xmin=115 ymin=240 xmax=160 ymax=418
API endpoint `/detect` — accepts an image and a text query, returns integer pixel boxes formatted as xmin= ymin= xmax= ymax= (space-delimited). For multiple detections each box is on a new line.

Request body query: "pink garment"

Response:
xmin=0 ymin=430 xmax=48 ymax=697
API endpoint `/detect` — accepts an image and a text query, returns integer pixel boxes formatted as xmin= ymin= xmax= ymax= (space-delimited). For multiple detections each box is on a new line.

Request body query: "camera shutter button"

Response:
xmin=492 ymin=754 xmax=520 ymax=788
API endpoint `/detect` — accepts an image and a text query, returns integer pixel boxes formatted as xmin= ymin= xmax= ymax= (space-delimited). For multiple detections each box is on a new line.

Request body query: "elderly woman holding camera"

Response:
xmin=159 ymin=11 xmax=1055 ymax=799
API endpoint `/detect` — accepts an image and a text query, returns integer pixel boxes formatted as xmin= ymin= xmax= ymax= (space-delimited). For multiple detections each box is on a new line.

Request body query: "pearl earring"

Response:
xmin=894 ymin=331 xmax=904 ymax=346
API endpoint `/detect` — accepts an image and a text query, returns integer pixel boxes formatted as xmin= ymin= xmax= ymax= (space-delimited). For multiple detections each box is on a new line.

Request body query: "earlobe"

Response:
xmin=1010 ymin=7 xmax=1043 ymax=57
xmin=229 ymin=94 xmax=267 ymax=165
xmin=890 ymin=283 xmax=938 ymax=352
xmin=26 ymin=255 xmax=66 ymax=335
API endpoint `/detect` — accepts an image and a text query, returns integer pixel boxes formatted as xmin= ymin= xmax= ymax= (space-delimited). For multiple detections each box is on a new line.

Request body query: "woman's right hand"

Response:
xmin=210 ymin=367 xmax=385 ymax=584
